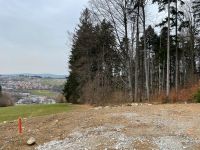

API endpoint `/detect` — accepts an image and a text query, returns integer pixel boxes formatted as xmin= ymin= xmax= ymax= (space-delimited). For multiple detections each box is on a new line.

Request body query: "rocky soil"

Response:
xmin=1 ymin=104 xmax=200 ymax=150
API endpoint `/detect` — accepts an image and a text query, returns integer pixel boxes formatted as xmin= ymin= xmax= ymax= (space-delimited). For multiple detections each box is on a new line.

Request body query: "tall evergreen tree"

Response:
xmin=95 ymin=20 xmax=118 ymax=82
xmin=152 ymin=0 xmax=185 ymax=100
xmin=63 ymin=8 xmax=96 ymax=103
xmin=140 ymin=25 xmax=160 ymax=93
xmin=64 ymin=9 xmax=118 ymax=104
xmin=87 ymin=20 xmax=119 ymax=104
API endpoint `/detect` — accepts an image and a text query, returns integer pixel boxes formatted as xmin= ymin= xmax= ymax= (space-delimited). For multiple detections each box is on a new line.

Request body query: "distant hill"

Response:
xmin=0 ymin=74 xmax=66 ymax=79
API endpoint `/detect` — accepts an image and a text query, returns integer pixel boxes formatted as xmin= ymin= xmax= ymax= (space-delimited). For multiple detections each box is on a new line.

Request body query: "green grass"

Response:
xmin=30 ymin=90 xmax=57 ymax=97
xmin=41 ymin=79 xmax=65 ymax=86
xmin=0 ymin=104 xmax=74 ymax=122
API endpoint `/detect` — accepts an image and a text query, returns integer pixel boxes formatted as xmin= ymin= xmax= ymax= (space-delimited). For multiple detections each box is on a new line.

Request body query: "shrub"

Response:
xmin=193 ymin=90 xmax=200 ymax=103
xmin=0 ymin=85 xmax=2 ymax=96
xmin=0 ymin=93 xmax=14 ymax=107
xmin=55 ymin=94 xmax=66 ymax=103
xmin=63 ymin=73 xmax=80 ymax=104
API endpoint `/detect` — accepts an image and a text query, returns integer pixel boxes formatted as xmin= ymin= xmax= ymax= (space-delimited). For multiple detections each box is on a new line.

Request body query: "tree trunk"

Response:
xmin=124 ymin=0 xmax=133 ymax=101
xmin=142 ymin=2 xmax=150 ymax=102
xmin=159 ymin=36 xmax=162 ymax=94
xmin=134 ymin=2 xmax=140 ymax=102
xmin=175 ymin=0 xmax=179 ymax=101
xmin=166 ymin=0 xmax=170 ymax=101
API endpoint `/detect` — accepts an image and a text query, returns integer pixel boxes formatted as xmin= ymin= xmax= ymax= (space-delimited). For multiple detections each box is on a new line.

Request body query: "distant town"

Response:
xmin=0 ymin=74 xmax=66 ymax=104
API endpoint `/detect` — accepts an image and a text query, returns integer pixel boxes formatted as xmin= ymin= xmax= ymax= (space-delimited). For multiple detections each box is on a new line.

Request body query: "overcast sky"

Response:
xmin=0 ymin=0 xmax=88 ymax=75
xmin=0 ymin=0 xmax=162 ymax=75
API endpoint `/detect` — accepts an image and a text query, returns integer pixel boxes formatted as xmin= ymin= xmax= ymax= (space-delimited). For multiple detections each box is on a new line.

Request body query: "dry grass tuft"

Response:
xmin=0 ymin=93 xmax=14 ymax=107
xmin=150 ymin=81 xmax=200 ymax=103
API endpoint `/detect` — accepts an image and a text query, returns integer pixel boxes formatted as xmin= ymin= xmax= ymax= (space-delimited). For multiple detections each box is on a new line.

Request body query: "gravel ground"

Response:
xmin=36 ymin=104 xmax=200 ymax=150
xmin=1 ymin=104 xmax=200 ymax=150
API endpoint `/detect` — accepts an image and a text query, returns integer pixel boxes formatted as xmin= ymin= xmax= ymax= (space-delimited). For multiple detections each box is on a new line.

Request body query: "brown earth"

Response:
xmin=0 ymin=104 xmax=200 ymax=150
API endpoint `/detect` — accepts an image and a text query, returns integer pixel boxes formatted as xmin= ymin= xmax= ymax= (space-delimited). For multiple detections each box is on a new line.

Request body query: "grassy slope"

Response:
xmin=41 ymin=79 xmax=65 ymax=86
xmin=0 ymin=104 xmax=73 ymax=122
xmin=30 ymin=90 xmax=57 ymax=97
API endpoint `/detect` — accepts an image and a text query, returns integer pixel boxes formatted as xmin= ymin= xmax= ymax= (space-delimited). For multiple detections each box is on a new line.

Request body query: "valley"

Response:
xmin=0 ymin=74 xmax=66 ymax=104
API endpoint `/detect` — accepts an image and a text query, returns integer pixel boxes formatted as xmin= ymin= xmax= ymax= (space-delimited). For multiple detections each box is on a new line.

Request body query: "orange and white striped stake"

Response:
xmin=18 ymin=117 xmax=23 ymax=144
xmin=18 ymin=117 xmax=22 ymax=134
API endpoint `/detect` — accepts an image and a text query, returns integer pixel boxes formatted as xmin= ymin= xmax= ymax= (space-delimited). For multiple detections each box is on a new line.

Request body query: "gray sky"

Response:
xmin=0 ymin=0 xmax=88 ymax=75
xmin=0 ymin=0 xmax=161 ymax=75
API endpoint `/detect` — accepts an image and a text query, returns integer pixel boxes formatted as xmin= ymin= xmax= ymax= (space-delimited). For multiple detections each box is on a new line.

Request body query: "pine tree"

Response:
xmin=152 ymin=0 xmax=185 ymax=100
xmin=63 ymin=73 xmax=79 ymax=103
xmin=84 ymin=20 xmax=119 ymax=104
xmin=95 ymin=20 xmax=118 ymax=82
xmin=63 ymin=8 xmax=96 ymax=103
xmin=63 ymin=9 xmax=118 ymax=104
xmin=140 ymin=25 xmax=160 ymax=93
